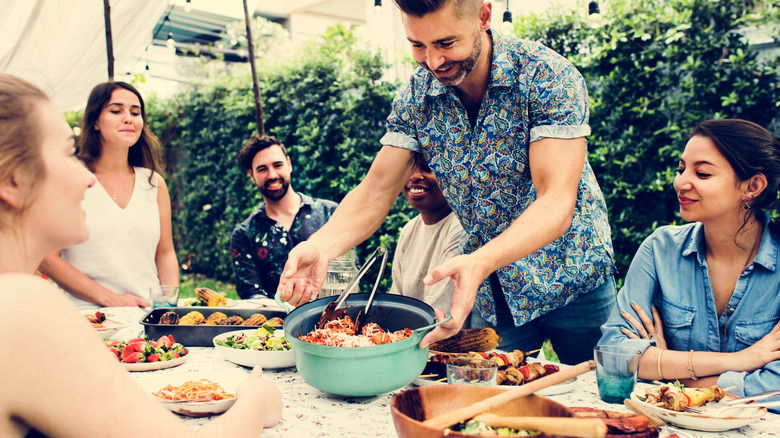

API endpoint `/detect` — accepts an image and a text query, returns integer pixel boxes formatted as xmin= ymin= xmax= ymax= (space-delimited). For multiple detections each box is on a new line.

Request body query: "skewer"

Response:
xmin=723 ymin=385 xmax=738 ymax=392
xmin=435 ymin=377 xmax=448 ymax=382
xmin=418 ymin=373 xmax=439 ymax=379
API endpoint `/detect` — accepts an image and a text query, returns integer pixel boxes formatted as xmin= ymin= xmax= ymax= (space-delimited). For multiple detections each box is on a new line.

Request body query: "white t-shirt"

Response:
xmin=389 ymin=211 xmax=464 ymax=312
xmin=62 ymin=167 xmax=161 ymax=307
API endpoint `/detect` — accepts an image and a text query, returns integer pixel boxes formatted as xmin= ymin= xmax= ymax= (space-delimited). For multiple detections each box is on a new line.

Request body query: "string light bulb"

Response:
xmin=374 ymin=0 xmax=383 ymax=18
xmin=587 ymin=1 xmax=603 ymax=28
xmin=501 ymin=2 xmax=513 ymax=35
xmin=184 ymin=0 xmax=192 ymax=13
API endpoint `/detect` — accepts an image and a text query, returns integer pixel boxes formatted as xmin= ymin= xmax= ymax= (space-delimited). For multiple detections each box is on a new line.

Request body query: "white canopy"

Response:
xmin=0 ymin=0 xmax=167 ymax=112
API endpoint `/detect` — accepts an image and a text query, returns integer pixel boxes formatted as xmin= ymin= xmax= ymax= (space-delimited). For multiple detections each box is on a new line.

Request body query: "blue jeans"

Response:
xmin=471 ymin=275 xmax=616 ymax=365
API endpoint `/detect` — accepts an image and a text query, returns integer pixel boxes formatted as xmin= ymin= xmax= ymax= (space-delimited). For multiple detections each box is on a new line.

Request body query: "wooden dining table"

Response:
xmin=98 ymin=303 xmax=780 ymax=438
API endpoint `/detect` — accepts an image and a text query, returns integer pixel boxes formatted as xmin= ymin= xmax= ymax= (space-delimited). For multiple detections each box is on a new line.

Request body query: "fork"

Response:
xmin=683 ymin=400 xmax=780 ymax=415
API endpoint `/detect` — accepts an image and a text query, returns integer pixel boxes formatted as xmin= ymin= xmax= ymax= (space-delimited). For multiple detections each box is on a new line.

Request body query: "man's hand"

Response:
xmin=419 ymin=253 xmax=490 ymax=348
xmin=277 ymin=241 xmax=330 ymax=307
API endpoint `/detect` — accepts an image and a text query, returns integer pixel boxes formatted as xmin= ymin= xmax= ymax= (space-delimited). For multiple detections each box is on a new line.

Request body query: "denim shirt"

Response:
xmin=380 ymin=29 xmax=614 ymax=326
xmin=230 ymin=194 xmax=337 ymax=299
xmin=598 ymin=211 xmax=780 ymax=398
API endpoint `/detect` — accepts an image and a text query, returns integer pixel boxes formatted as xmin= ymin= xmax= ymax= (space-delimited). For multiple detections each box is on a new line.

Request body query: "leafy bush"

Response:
xmin=515 ymin=0 xmax=780 ymax=281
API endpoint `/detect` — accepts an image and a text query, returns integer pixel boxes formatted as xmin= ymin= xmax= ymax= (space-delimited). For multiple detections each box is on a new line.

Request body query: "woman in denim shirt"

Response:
xmin=598 ymin=119 xmax=780 ymax=398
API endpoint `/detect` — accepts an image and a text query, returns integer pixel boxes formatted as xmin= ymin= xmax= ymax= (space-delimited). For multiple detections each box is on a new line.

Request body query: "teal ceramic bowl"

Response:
xmin=283 ymin=293 xmax=449 ymax=397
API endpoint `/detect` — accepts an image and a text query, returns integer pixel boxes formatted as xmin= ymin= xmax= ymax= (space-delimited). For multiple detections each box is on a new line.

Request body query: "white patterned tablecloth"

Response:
xmin=99 ymin=306 xmax=780 ymax=438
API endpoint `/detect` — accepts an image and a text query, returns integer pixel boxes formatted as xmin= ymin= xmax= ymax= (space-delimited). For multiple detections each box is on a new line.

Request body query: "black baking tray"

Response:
xmin=139 ymin=307 xmax=287 ymax=347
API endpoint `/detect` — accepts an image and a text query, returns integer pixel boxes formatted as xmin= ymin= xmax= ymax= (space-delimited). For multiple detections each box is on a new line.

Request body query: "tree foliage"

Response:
xmin=515 ymin=0 xmax=780 ymax=280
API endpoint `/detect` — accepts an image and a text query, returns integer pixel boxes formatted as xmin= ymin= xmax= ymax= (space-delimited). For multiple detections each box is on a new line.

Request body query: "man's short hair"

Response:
xmin=236 ymin=135 xmax=288 ymax=172
xmin=392 ymin=0 xmax=482 ymax=18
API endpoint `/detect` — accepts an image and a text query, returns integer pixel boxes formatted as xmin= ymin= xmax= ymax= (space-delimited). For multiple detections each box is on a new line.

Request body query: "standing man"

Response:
xmin=231 ymin=135 xmax=337 ymax=300
xmin=389 ymin=153 xmax=465 ymax=314
xmin=277 ymin=0 xmax=615 ymax=364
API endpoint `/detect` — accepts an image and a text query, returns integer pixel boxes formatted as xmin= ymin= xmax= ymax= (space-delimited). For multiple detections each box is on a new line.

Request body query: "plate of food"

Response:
xmin=630 ymin=382 xmax=766 ymax=431
xmin=213 ymin=325 xmax=295 ymax=369
xmin=180 ymin=287 xmax=238 ymax=307
xmin=414 ymin=350 xmax=577 ymax=396
xmin=140 ymin=372 xmax=242 ymax=416
xmin=106 ymin=336 xmax=189 ymax=372
xmin=84 ymin=310 xmax=125 ymax=339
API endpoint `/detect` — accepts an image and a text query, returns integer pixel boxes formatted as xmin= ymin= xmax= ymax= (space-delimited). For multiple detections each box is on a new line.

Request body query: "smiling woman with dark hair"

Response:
xmin=599 ymin=119 xmax=780 ymax=399
xmin=39 ymin=81 xmax=179 ymax=308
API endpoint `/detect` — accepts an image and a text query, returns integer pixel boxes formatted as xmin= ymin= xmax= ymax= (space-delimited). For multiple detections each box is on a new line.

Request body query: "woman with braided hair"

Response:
xmin=598 ymin=119 xmax=780 ymax=401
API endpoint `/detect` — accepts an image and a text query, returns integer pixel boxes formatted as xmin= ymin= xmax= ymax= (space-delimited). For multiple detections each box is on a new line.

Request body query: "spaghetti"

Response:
xmin=152 ymin=379 xmax=235 ymax=401
xmin=299 ymin=316 xmax=412 ymax=347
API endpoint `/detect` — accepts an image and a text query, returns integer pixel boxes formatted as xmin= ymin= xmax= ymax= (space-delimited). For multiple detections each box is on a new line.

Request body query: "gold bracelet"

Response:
xmin=657 ymin=349 xmax=664 ymax=380
xmin=687 ymin=349 xmax=698 ymax=380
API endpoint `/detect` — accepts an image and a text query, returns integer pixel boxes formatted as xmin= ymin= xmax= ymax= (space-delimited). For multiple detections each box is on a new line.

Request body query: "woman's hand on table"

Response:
xmin=237 ymin=367 xmax=283 ymax=427
xmin=620 ymin=302 xmax=667 ymax=350
xmin=98 ymin=291 xmax=149 ymax=308
xmin=732 ymin=319 xmax=780 ymax=372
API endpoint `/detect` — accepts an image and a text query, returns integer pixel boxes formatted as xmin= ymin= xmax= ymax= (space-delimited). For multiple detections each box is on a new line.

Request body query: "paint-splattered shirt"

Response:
xmin=230 ymin=193 xmax=337 ymax=299
xmin=380 ymin=30 xmax=614 ymax=325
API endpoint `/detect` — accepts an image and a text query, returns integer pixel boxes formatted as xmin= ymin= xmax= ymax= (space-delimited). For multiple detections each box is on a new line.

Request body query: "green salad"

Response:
xmin=450 ymin=420 xmax=537 ymax=436
xmin=215 ymin=324 xmax=291 ymax=351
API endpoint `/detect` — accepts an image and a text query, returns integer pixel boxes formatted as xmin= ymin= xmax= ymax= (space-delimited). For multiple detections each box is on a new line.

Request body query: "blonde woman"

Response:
xmin=0 ymin=73 xmax=282 ymax=437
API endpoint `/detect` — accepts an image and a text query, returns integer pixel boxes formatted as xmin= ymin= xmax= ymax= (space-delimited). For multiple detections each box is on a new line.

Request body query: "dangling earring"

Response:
xmin=743 ymin=203 xmax=751 ymax=211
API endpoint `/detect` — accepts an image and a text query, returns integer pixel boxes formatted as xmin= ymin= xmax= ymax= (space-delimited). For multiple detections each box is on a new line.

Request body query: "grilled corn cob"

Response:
xmin=241 ymin=313 xmax=268 ymax=326
xmin=179 ymin=311 xmax=205 ymax=325
xmin=266 ymin=317 xmax=284 ymax=327
xmin=430 ymin=327 xmax=500 ymax=353
xmin=195 ymin=287 xmax=227 ymax=307
xmin=203 ymin=312 xmax=227 ymax=325
xmin=159 ymin=311 xmax=180 ymax=325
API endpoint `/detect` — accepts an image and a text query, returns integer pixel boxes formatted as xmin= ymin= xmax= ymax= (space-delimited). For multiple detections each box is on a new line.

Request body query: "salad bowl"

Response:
xmin=212 ymin=327 xmax=295 ymax=369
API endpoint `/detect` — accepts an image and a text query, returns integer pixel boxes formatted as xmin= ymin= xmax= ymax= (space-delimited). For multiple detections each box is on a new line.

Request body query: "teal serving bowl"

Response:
xmin=283 ymin=293 xmax=449 ymax=397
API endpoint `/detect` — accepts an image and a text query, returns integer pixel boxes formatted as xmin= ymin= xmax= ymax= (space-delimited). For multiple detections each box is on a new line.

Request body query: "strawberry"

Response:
xmin=127 ymin=337 xmax=146 ymax=344
xmin=108 ymin=347 xmax=120 ymax=358
xmin=127 ymin=341 xmax=146 ymax=353
xmin=167 ymin=335 xmax=176 ymax=344
xmin=105 ymin=340 xmax=121 ymax=347
xmin=171 ymin=352 xmax=181 ymax=358
xmin=146 ymin=353 xmax=161 ymax=362
xmin=122 ymin=351 xmax=145 ymax=363
xmin=156 ymin=336 xmax=172 ymax=349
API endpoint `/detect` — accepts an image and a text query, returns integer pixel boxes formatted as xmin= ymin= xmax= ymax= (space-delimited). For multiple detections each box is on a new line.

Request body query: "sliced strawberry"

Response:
xmin=105 ymin=340 xmax=121 ymax=347
xmin=122 ymin=351 xmax=145 ymax=363
xmin=127 ymin=337 xmax=146 ymax=344
xmin=167 ymin=335 xmax=175 ymax=343
xmin=156 ymin=336 xmax=172 ymax=349
xmin=108 ymin=347 xmax=120 ymax=358
xmin=146 ymin=353 xmax=161 ymax=362
xmin=171 ymin=352 xmax=181 ymax=358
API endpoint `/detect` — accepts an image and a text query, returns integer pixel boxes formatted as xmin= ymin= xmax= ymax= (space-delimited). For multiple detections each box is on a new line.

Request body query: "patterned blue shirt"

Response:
xmin=230 ymin=193 xmax=337 ymax=299
xmin=380 ymin=30 xmax=614 ymax=326
xmin=598 ymin=212 xmax=780 ymax=400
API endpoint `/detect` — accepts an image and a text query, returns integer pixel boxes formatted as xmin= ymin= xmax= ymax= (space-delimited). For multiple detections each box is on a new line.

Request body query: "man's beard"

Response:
xmin=260 ymin=178 xmax=290 ymax=201
xmin=420 ymin=28 xmax=482 ymax=86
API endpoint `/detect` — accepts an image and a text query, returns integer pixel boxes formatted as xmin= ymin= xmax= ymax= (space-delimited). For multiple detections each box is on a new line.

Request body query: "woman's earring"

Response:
xmin=743 ymin=203 xmax=751 ymax=211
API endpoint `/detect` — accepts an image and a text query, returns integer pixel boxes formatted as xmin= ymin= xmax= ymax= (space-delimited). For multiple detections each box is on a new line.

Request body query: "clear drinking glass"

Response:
xmin=594 ymin=345 xmax=642 ymax=403
xmin=446 ymin=357 xmax=498 ymax=386
xmin=319 ymin=249 xmax=359 ymax=298
xmin=150 ymin=285 xmax=180 ymax=308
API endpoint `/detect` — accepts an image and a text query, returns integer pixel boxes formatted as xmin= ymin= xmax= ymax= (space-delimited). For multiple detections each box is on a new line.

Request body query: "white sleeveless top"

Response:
xmin=63 ymin=167 xmax=161 ymax=307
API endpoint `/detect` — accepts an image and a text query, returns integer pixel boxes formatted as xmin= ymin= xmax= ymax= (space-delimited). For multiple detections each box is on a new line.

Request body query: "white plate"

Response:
xmin=93 ymin=319 xmax=125 ymax=340
xmin=179 ymin=297 xmax=238 ymax=307
xmin=122 ymin=354 xmax=187 ymax=372
xmin=630 ymin=387 xmax=766 ymax=431
xmin=139 ymin=372 xmax=242 ymax=417
xmin=212 ymin=329 xmax=295 ymax=369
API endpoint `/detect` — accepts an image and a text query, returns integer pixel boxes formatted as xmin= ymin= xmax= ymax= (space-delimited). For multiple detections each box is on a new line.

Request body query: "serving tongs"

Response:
xmin=317 ymin=246 xmax=388 ymax=330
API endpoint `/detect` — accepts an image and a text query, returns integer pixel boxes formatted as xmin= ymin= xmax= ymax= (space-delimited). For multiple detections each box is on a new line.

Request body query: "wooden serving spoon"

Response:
xmin=473 ymin=413 xmax=607 ymax=438
xmin=423 ymin=360 xmax=597 ymax=429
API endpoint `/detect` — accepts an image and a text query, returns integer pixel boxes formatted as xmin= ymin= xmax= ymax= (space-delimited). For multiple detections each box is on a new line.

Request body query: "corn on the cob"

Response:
xmin=195 ymin=287 xmax=227 ymax=307
xmin=179 ymin=311 xmax=205 ymax=325
xmin=430 ymin=327 xmax=500 ymax=353
xmin=266 ymin=317 xmax=284 ymax=327
xmin=203 ymin=312 xmax=227 ymax=325
xmin=241 ymin=313 xmax=268 ymax=326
